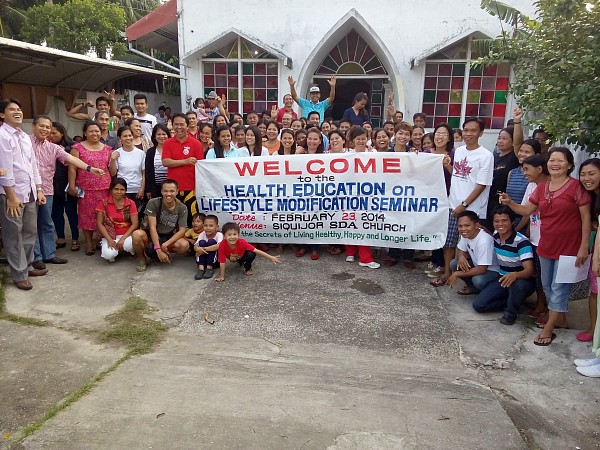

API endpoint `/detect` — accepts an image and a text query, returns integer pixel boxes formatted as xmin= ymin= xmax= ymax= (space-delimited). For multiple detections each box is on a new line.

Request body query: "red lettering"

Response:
xmin=330 ymin=158 xmax=349 ymax=173
xmin=232 ymin=214 xmax=256 ymax=221
xmin=234 ymin=161 xmax=259 ymax=176
xmin=354 ymin=158 xmax=376 ymax=173
xmin=307 ymin=159 xmax=325 ymax=175
xmin=383 ymin=158 xmax=401 ymax=173
xmin=263 ymin=161 xmax=280 ymax=175
xmin=284 ymin=160 xmax=302 ymax=175
xmin=239 ymin=223 xmax=265 ymax=229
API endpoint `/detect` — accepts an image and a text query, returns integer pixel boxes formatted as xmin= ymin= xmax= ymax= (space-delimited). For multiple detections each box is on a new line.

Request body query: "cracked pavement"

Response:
xmin=1 ymin=249 xmax=599 ymax=449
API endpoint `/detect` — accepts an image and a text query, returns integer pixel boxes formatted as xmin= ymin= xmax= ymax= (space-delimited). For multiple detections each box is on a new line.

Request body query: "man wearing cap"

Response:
xmin=205 ymin=91 xmax=228 ymax=122
xmin=287 ymin=75 xmax=336 ymax=124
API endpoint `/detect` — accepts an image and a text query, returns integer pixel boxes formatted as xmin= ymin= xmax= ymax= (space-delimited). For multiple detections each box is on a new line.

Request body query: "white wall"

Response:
xmin=178 ymin=0 xmax=536 ymax=148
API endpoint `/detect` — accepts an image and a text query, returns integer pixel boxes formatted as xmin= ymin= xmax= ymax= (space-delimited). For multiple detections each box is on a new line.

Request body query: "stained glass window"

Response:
xmin=315 ymin=29 xmax=387 ymax=76
xmin=202 ymin=37 xmax=279 ymax=115
xmin=422 ymin=62 xmax=510 ymax=129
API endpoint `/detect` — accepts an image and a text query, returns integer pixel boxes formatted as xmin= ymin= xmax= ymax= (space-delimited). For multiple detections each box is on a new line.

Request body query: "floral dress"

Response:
xmin=74 ymin=143 xmax=112 ymax=230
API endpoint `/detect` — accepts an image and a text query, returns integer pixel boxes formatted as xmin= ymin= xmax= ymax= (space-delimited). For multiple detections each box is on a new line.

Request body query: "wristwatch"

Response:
xmin=86 ymin=165 xmax=92 ymax=172
xmin=461 ymin=201 xmax=469 ymax=207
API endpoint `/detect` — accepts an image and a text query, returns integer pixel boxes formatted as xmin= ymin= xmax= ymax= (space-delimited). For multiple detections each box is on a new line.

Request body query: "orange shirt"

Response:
xmin=264 ymin=140 xmax=281 ymax=155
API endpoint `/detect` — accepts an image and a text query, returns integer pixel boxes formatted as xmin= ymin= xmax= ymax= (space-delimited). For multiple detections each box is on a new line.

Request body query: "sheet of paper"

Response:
xmin=555 ymin=255 xmax=591 ymax=284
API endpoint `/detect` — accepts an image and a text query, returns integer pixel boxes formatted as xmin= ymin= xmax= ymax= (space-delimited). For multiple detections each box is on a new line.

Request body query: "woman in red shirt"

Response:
xmin=96 ymin=178 xmax=141 ymax=267
xmin=500 ymin=147 xmax=591 ymax=346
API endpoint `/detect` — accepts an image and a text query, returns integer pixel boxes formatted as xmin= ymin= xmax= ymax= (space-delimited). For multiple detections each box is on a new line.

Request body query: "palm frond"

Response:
xmin=480 ymin=0 xmax=529 ymax=25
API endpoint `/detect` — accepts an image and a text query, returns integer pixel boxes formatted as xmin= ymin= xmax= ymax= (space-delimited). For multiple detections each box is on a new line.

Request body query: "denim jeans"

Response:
xmin=34 ymin=195 xmax=56 ymax=261
xmin=388 ymin=248 xmax=415 ymax=262
xmin=472 ymin=277 xmax=536 ymax=319
xmin=236 ymin=250 xmax=256 ymax=271
xmin=196 ymin=238 xmax=218 ymax=266
xmin=450 ymin=258 xmax=500 ymax=292
xmin=539 ymin=256 xmax=572 ymax=312
xmin=52 ymin=192 xmax=79 ymax=240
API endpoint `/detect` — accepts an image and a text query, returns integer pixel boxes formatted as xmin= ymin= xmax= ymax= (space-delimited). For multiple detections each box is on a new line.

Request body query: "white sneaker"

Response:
xmin=576 ymin=364 xmax=600 ymax=377
xmin=346 ymin=256 xmax=355 ymax=262
xmin=574 ymin=357 xmax=600 ymax=367
xmin=425 ymin=262 xmax=435 ymax=271
xmin=359 ymin=261 xmax=380 ymax=269
xmin=425 ymin=266 xmax=442 ymax=276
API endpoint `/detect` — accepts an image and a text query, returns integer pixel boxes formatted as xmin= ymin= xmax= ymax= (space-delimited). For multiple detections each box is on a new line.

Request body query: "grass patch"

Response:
xmin=101 ymin=296 xmax=167 ymax=355
xmin=0 ymin=270 xmax=47 ymax=327
xmin=9 ymin=296 xmax=167 ymax=447
xmin=12 ymin=354 xmax=128 ymax=446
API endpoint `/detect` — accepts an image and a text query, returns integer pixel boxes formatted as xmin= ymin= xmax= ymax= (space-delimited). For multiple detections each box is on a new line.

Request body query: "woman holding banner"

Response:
xmin=344 ymin=127 xmax=380 ymax=269
xmin=428 ymin=123 xmax=455 ymax=284
xmin=205 ymin=126 xmax=249 ymax=158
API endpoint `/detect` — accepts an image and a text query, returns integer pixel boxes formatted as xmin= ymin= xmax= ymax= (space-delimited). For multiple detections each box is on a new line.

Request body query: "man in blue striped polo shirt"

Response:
xmin=472 ymin=206 xmax=536 ymax=325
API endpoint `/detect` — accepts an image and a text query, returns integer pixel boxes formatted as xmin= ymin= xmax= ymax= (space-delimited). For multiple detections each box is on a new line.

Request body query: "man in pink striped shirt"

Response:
xmin=30 ymin=115 xmax=105 ymax=269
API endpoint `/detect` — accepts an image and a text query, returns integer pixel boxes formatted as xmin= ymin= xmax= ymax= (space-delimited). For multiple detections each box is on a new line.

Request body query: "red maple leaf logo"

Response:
xmin=454 ymin=157 xmax=472 ymax=177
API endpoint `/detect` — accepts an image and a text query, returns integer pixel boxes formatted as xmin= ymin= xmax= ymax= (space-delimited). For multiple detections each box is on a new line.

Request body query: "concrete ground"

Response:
xmin=1 ymin=246 xmax=599 ymax=449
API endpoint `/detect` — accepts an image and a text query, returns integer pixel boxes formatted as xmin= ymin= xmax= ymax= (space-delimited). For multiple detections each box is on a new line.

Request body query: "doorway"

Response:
xmin=314 ymin=78 xmax=371 ymax=120
xmin=313 ymin=77 xmax=387 ymax=125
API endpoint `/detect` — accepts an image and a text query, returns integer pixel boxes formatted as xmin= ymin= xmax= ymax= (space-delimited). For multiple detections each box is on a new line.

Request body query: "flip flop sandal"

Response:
xmin=429 ymin=276 xmax=447 ymax=287
xmin=136 ymin=262 xmax=147 ymax=273
xmin=576 ymin=331 xmax=593 ymax=342
xmin=536 ymin=321 xmax=568 ymax=329
xmin=534 ymin=333 xmax=557 ymax=346
xmin=71 ymin=241 xmax=80 ymax=252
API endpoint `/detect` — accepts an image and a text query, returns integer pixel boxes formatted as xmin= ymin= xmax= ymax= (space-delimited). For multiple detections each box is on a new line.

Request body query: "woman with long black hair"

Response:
xmin=342 ymin=92 xmax=370 ymax=126
xmin=50 ymin=122 xmax=79 ymax=251
xmin=205 ymin=125 xmax=249 ymax=158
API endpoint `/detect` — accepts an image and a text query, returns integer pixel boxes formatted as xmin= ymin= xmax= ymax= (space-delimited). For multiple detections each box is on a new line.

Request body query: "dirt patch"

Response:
xmin=350 ymin=278 xmax=385 ymax=295
xmin=331 ymin=272 xmax=355 ymax=281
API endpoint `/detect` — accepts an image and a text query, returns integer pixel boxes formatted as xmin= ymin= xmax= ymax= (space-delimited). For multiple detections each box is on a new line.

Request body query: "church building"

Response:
xmin=127 ymin=0 xmax=535 ymax=137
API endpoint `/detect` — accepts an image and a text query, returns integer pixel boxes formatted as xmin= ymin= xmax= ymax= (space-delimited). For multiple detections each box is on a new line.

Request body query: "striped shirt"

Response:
xmin=493 ymin=231 xmax=534 ymax=275
xmin=506 ymin=167 xmax=529 ymax=205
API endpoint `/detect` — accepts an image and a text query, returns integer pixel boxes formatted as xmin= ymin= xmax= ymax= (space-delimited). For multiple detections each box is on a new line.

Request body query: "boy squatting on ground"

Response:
xmin=193 ymin=214 xmax=222 ymax=280
xmin=215 ymin=222 xmax=281 ymax=282
xmin=185 ymin=212 xmax=205 ymax=250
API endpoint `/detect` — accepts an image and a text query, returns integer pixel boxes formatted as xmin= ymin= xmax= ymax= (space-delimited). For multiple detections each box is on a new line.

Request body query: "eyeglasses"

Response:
xmin=434 ymin=132 xmax=449 ymax=136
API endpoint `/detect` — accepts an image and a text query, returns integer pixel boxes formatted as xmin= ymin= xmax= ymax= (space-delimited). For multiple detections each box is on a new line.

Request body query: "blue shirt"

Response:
xmin=205 ymin=146 xmax=249 ymax=159
xmin=297 ymin=98 xmax=329 ymax=124
xmin=342 ymin=107 xmax=370 ymax=126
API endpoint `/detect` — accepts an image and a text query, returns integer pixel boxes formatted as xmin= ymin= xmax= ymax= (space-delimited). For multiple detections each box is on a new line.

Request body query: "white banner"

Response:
xmin=196 ymin=152 xmax=449 ymax=249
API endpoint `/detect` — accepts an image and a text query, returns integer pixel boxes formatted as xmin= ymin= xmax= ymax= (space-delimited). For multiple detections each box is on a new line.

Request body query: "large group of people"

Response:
xmin=0 ymin=81 xmax=599 ymax=378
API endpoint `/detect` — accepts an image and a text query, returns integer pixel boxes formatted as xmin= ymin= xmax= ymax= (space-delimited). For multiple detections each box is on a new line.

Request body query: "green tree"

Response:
xmin=476 ymin=0 xmax=600 ymax=152
xmin=21 ymin=0 xmax=127 ymax=58
xmin=112 ymin=0 xmax=159 ymax=25
xmin=0 ymin=1 xmax=24 ymax=38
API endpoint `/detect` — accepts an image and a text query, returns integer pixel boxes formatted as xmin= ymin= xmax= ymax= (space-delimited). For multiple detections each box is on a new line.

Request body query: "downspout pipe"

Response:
xmin=128 ymin=43 xmax=180 ymax=73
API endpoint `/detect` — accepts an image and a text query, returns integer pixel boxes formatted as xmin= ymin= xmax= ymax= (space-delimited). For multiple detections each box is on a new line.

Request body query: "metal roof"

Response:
xmin=0 ymin=37 xmax=181 ymax=91
xmin=125 ymin=0 xmax=178 ymax=56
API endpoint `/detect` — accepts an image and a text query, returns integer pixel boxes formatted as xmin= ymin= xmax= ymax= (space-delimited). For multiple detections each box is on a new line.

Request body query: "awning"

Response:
xmin=0 ymin=37 xmax=181 ymax=91
xmin=125 ymin=0 xmax=178 ymax=56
